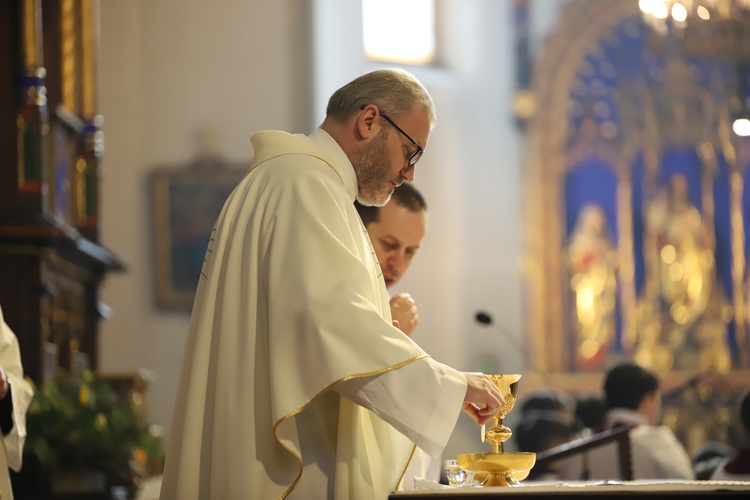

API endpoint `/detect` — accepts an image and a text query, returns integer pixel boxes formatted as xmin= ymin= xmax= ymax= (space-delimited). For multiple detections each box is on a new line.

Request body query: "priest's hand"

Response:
xmin=461 ymin=373 xmax=505 ymax=425
xmin=390 ymin=293 xmax=419 ymax=336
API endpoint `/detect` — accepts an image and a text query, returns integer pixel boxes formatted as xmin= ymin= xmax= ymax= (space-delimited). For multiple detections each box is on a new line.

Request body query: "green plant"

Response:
xmin=24 ymin=370 xmax=158 ymax=481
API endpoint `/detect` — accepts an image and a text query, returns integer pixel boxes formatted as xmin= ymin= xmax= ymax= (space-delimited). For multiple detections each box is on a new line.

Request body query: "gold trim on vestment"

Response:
xmin=273 ymin=353 xmax=430 ymax=499
xmin=399 ymin=445 xmax=418 ymax=491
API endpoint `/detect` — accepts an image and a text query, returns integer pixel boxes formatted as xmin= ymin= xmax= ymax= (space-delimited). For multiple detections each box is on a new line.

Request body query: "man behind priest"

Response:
xmin=355 ymin=182 xmax=427 ymax=337
xmin=160 ymin=68 xmax=506 ymax=500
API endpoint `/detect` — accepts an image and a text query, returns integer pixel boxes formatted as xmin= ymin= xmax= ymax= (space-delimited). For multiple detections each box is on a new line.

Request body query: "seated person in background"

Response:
xmin=694 ymin=441 xmax=735 ymax=480
xmin=574 ymin=391 xmax=607 ymax=433
xmin=516 ymin=411 xmax=577 ymax=481
xmin=598 ymin=361 xmax=693 ymax=479
xmin=356 ymin=183 xmax=434 ymax=488
xmin=0 ymin=303 xmax=34 ymax=500
xmin=520 ymin=387 xmax=575 ymax=419
xmin=355 ymin=182 xmax=426 ymax=336
xmin=556 ymin=362 xmax=694 ymax=481
xmin=711 ymin=390 xmax=750 ymax=480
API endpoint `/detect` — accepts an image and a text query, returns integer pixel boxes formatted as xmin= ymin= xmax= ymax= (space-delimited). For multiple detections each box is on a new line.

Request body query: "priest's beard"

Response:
xmin=353 ymin=130 xmax=398 ymax=207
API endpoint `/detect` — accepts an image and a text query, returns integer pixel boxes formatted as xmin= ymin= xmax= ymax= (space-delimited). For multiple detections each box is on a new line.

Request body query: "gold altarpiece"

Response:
xmin=521 ymin=0 xmax=750 ymax=454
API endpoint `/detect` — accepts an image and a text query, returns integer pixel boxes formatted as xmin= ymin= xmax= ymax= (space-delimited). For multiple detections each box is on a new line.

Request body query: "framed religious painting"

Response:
xmin=151 ymin=163 xmax=247 ymax=310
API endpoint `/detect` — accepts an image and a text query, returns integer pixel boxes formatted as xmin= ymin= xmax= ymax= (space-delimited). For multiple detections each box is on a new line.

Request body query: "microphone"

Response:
xmin=474 ymin=311 xmax=552 ymax=386
xmin=476 ymin=312 xmax=493 ymax=325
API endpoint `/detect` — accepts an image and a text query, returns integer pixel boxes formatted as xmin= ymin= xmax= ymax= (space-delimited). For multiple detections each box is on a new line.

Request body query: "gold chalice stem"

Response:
xmin=485 ymin=415 xmax=511 ymax=453
xmin=493 ymin=418 xmax=501 ymax=453
xmin=489 ymin=417 xmax=499 ymax=454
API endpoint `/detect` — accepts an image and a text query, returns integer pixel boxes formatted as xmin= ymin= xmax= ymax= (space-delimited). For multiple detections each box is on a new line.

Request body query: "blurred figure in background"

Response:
xmin=574 ymin=391 xmax=607 ymax=432
xmin=0 ymin=303 xmax=34 ymax=500
xmin=597 ymin=361 xmax=694 ymax=479
xmin=711 ymin=391 xmax=750 ymax=480
xmin=516 ymin=388 xmax=579 ymax=481
xmin=554 ymin=362 xmax=694 ymax=481
xmin=519 ymin=387 xmax=575 ymax=419
xmin=693 ymin=441 xmax=735 ymax=480
xmin=516 ymin=411 xmax=577 ymax=481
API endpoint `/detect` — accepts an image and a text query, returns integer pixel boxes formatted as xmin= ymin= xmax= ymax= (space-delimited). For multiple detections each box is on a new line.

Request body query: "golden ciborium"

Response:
xmin=457 ymin=374 xmax=536 ymax=486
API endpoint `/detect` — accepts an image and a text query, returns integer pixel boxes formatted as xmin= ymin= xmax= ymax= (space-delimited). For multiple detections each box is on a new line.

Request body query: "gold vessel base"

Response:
xmin=457 ymin=452 xmax=536 ymax=487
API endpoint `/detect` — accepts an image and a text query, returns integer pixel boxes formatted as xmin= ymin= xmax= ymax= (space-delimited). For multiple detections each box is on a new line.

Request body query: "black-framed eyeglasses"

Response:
xmin=360 ymin=105 xmax=424 ymax=166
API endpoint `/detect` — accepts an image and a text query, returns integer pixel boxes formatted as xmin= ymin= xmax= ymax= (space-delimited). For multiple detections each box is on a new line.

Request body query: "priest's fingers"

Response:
xmin=461 ymin=403 xmax=484 ymax=425
xmin=392 ymin=319 xmax=401 ymax=330
xmin=462 ymin=373 xmax=505 ymax=422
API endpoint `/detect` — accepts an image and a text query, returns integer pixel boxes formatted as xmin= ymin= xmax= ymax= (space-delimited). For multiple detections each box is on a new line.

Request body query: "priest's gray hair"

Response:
xmin=326 ymin=68 xmax=437 ymax=127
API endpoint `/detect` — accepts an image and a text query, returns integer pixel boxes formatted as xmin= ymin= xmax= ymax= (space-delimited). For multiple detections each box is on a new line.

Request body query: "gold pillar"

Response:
xmin=61 ymin=0 xmax=78 ymax=114
xmin=719 ymin=116 xmax=747 ymax=367
xmin=616 ymin=159 xmax=637 ymax=353
xmin=80 ymin=0 xmax=99 ymax=119
xmin=21 ymin=0 xmax=42 ymax=72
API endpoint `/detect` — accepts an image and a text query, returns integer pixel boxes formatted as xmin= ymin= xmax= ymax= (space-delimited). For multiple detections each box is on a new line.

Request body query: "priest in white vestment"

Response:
xmin=160 ymin=69 xmax=506 ymax=500
xmin=0 ymin=303 xmax=34 ymax=500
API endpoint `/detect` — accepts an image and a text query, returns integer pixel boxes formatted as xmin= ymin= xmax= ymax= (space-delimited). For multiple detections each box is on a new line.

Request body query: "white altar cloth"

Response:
xmin=393 ymin=478 xmax=750 ymax=495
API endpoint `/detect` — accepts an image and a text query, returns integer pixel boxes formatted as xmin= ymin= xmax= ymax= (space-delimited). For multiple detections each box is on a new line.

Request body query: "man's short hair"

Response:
xmin=515 ymin=410 xmax=576 ymax=453
xmin=355 ymin=183 xmax=427 ymax=227
xmin=575 ymin=391 xmax=607 ymax=430
xmin=520 ymin=388 xmax=574 ymax=416
xmin=603 ymin=362 xmax=659 ymax=411
xmin=326 ymin=68 xmax=437 ymax=127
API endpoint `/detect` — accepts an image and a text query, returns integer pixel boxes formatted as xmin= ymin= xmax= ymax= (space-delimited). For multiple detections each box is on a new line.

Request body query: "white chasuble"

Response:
xmin=0 ymin=305 xmax=34 ymax=500
xmin=160 ymin=129 xmax=466 ymax=500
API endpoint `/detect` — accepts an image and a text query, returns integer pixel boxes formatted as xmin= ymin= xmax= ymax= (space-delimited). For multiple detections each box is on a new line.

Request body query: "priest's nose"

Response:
xmin=401 ymin=164 xmax=415 ymax=183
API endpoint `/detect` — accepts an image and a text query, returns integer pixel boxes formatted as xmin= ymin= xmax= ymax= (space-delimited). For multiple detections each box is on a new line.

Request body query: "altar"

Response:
xmin=389 ymin=480 xmax=750 ymax=499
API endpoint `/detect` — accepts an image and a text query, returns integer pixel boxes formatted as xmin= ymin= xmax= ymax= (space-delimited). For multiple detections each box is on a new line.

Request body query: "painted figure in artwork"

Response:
xmin=567 ymin=204 xmax=618 ymax=370
xmin=639 ymin=172 xmax=724 ymax=371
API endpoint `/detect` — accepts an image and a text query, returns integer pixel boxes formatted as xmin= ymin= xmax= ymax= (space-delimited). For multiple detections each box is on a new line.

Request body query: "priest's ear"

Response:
xmin=356 ymin=104 xmax=381 ymax=140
